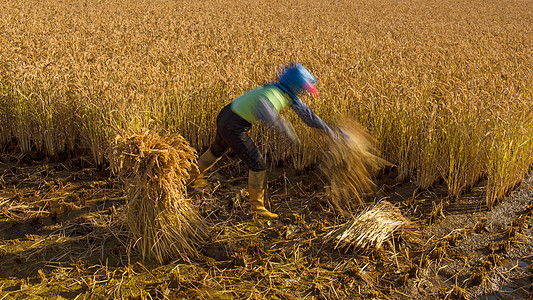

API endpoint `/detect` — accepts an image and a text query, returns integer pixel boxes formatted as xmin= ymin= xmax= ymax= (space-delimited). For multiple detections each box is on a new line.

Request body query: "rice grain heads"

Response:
xmin=107 ymin=129 xmax=206 ymax=263
xmin=321 ymin=119 xmax=391 ymax=213
xmin=325 ymin=201 xmax=408 ymax=252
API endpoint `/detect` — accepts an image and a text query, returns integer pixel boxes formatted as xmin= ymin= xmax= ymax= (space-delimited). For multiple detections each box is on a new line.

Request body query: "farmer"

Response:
xmin=188 ymin=63 xmax=334 ymax=218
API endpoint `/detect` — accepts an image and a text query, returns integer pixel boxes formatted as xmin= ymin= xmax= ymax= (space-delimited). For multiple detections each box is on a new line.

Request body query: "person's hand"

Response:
xmin=338 ymin=128 xmax=350 ymax=141
xmin=330 ymin=128 xmax=350 ymax=143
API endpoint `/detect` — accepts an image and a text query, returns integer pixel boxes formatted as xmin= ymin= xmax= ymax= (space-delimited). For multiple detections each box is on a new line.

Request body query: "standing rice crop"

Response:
xmin=107 ymin=129 xmax=206 ymax=263
xmin=0 ymin=0 xmax=531 ymax=207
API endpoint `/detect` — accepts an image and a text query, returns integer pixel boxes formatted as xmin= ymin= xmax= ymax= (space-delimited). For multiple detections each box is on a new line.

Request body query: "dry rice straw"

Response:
xmin=107 ymin=129 xmax=206 ymax=263
xmin=325 ymin=201 xmax=408 ymax=251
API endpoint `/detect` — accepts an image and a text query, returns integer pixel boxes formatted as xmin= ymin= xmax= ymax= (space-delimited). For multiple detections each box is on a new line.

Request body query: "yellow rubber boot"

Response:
xmin=187 ymin=149 xmax=220 ymax=188
xmin=248 ymin=170 xmax=278 ymax=219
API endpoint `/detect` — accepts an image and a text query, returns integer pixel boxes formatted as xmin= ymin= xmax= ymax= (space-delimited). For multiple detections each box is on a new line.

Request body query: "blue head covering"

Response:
xmin=275 ymin=63 xmax=319 ymax=100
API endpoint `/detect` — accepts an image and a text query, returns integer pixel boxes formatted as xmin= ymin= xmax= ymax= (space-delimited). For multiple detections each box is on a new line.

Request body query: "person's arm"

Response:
xmin=254 ymin=96 xmax=300 ymax=144
xmin=290 ymin=98 xmax=334 ymax=137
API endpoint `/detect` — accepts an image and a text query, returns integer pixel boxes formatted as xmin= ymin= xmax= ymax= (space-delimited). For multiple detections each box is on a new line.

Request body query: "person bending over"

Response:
xmin=188 ymin=63 xmax=333 ymax=219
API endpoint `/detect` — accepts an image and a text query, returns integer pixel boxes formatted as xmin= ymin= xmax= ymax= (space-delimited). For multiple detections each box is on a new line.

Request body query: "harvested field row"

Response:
xmin=1 ymin=152 xmax=532 ymax=299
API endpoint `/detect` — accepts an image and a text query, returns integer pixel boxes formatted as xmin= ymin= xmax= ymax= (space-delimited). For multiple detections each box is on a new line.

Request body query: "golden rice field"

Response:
xmin=0 ymin=0 xmax=531 ymax=207
xmin=1 ymin=0 xmax=533 ymax=298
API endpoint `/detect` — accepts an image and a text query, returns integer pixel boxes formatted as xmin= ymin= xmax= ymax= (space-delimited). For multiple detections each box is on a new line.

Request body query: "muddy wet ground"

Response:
xmin=1 ymin=152 xmax=532 ymax=299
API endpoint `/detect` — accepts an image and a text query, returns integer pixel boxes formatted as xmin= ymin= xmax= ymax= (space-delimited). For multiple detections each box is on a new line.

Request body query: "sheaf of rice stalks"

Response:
xmin=325 ymin=201 xmax=408 ymax=252
xmin=107 ymin=129 xmax=206 ymax=263
xmin=321 ymin=119 xmax=391 ymax=213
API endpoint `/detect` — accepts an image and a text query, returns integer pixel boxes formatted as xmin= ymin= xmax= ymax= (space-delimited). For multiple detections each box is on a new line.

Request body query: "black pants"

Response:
xmin=209 ymin=104 xmax=266 ymax=172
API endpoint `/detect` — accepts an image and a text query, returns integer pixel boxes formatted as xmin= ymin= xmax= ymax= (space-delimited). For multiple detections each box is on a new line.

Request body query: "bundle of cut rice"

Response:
xmin=107 ymin=129 xmax=206 ymax=263
xmin=321 ymin=119 xmax=390 ymax=213
xmin=325 ymin=201 xmax=408 ymax=252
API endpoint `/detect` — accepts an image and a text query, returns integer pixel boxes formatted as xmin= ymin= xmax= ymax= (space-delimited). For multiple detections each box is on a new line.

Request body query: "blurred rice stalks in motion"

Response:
xmin=321 ymin=118 xmax=391 ymax=213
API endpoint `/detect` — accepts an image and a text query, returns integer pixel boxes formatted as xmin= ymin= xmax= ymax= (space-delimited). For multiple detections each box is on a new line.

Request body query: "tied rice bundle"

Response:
xmin=321 ymin=119 xmax=390 ymax=213
xmin=107 ymin=129 xmax=206 ymax=263
xmin=325 ymin=201 xmax=408 ymax=251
